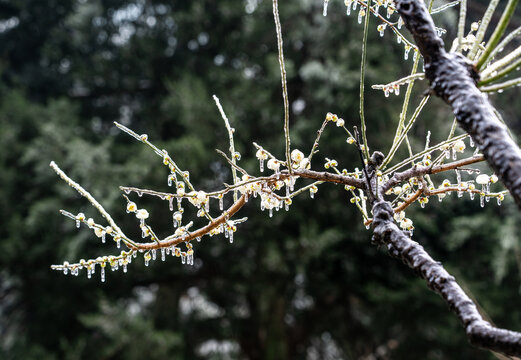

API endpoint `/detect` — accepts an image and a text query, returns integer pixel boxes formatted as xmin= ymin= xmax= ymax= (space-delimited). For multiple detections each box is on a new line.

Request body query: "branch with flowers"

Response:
xmin=49 ymin=0 xmax=521 ymax=356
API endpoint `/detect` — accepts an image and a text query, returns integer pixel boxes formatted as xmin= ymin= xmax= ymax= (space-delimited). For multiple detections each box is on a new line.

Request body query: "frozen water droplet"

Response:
xmin=269 ymin=208 xmax=273 ymax=218
xmin=196 ymin=236 xmax=201 ymax=242
xmin=497 ymin=197 xmax=502 ymax=205
xmin=323 ymin=0 xmax=329 ymax=16
xmin=470 ymin=191 xmax=475 ymax=200
xmin=137 ymin=191 xmax=142 ymax=197
xmin=76 ymin=220 xmax=80 ymax=228
xmin=161 ymin=248 xmax=166 ymax=261
xmin=152 ymin=249 xmax=156 ymax=261
xmin=480 ymin=194 xmax=485 ymax=207
xmin=101 ymin=267 xmax=105 ymax=282
xmin=469 ymin=137 xmax=474 ymax=147
xmin=101 ymin=231 xmax=106 ymax=243
xmin=404 ymin=47 xmax=411 ymax=60
xmin=229 ymin=231 xmax=234 ymax=243
xmin=123 ymin=264 xmax=127 ymax=273
xmin=63 ymin=268 xmax=68 ymax=275
xmin=219 ymin=196 xmax=224 ymax=211
xmin=169 ymin=197 xmax=174 ymax=211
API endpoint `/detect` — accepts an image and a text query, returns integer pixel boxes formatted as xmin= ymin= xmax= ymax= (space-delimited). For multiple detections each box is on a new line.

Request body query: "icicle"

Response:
xmin=269 ymin=208 xmax=273 ymax=217
xmin=452 ymin=148 xmax=457 ymax=160
xmin=394 ymin=86 xmax=400 ymax=96
xmin=101 ymin=267 xmax=105 ymax=282
xmin=168 ymin=174 xmax=173 ymax=187
xmin=161 ymin=248 xmax=165 ymax=261
xmin=374 ymin=5 xmax=380 ymax=16
xmin=310 ymin=191 xmax=315 ymax=199
xmin=133 ymin=251 xmax=137 ymax=258
xmin=63 ymin=267 xmax=68 ymax=275
xmin=469 ymin=137 xmax=474 ymax=147
xmin=480 ymin=193 xmax=485 ymax=207
xmin=205 ymin=200 xmax=210 ymax=213
xmin=76 ymin=220 xmax=80 ymax=228
xmin=116 ymin=238 xmax=121 ymax=248
xmin=358 ymin=9 xmax=363 ymax=24
xmin=397 ymin=36 xmax=402 ymax=44
xmin=323 ymin=0 xmax=329 ymax=16
xmin=456 ymin=170 xmax=462 ymax=197
xmin=219 ymin=196 xmax=224 ymax=211
xmin=470 ymin=191 xmax=475 ymax=200
xmin=285 ymin=201 xmax=289 ymax=211
xmin=124 ymin=189 xmax=131 ymax=195
xmin=397 ymin=17 xmax=403 ymax=29
xmin=346 ymin=3 xmax=352 ymax=15
xmin=444 ymin=150 xmax=450 ymax=159
xmin=420 ymin=202 xmax=425 ymax=209
xmin=168 ymin=197 xmax=174 ymax=211
xmin=384 ymin=88 xmax=390 ymax=97
xmin=197 ymin=236 xmax=201 ymax=242
xmin=497 ymin=197 xmax=502 ymax=205
xmin=413 ymin=50 xmax=418 ymax=62
xmin=485 ymin=183 xmax=490 ymax=202
xmin=152 ymin=249 xmax=156 ymax=261
xmin=137 ymin=191 xmax=142 ymax=197
xmin=259 ymin=159 xmax=264 ymax=172
xmin=181 ymin=254 xmax=186 ymax=264
xmin=123 ymin=264 xmax=127 ymax=273
xmin=365 ymin=224 xmax=370 ymax=230
xmin=229 ymin=231 xmax=234 ymax=243
xmin=353 ymin=1 xmax=358 ymax=10
xmin=101 ymin=231 xmax=106 ymax=243
xmin=404 ymin=46 xmax=411 ymax=60
xmin=166 ymin=247 xmax=170 ymax=255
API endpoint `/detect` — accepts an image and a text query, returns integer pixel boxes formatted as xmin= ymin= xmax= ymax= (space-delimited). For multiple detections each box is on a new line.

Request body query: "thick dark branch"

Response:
xmin=371 ymin=200 xmax=521 ymax=356
xmin=396 ymin=0 xmax=521 ymax=210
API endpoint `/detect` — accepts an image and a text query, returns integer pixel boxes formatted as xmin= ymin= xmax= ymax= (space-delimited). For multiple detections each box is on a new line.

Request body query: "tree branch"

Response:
xmin=371 ymin=199 xmax=521 ymax=356
xmin=396 ymin=0 xmax=521 ymax=210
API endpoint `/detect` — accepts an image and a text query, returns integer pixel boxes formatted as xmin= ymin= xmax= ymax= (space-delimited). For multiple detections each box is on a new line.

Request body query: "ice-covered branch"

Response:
xmin=371 ymin=199 xmax=521 ymax=356
xmin=396 ymin=0 xmax=521 ymax=210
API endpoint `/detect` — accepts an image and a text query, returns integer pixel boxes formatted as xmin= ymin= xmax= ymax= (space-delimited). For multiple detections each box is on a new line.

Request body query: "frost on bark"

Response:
xmin=395 ymin=0 xmax=521 ymax=210
xmin=364 ymin=0 xmax=521 ymax=355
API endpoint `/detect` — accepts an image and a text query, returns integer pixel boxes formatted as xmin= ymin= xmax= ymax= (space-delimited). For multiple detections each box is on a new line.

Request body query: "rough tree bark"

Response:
xmin=367 ymin=0 xmax=521 ymax=356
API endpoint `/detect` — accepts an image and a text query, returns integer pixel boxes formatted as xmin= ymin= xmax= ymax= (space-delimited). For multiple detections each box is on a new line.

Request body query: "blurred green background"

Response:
xmin=2 ymin=0 xmax=521 ymax=359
